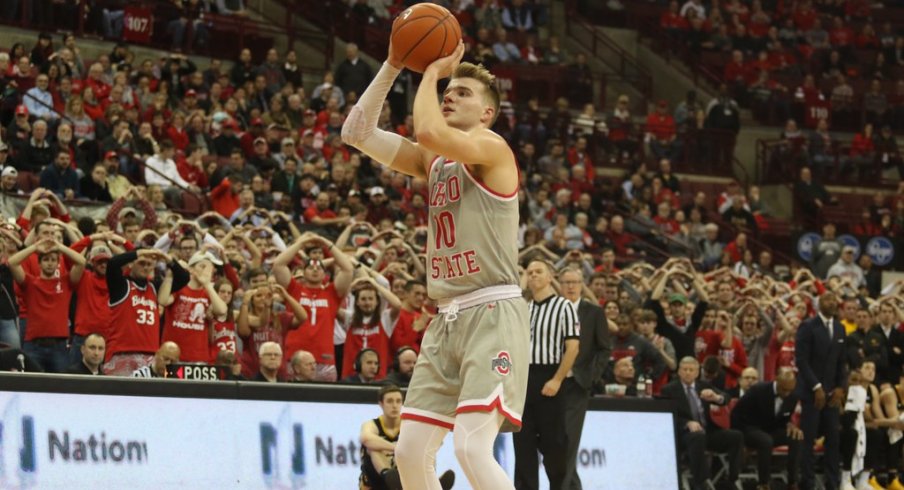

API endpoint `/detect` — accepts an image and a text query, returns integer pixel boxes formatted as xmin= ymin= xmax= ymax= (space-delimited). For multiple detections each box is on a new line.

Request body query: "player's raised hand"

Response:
xmin=424 ymin=40 xmax=464 ymax=79
xmin=387 ymin=37 xmax=404 ymax=70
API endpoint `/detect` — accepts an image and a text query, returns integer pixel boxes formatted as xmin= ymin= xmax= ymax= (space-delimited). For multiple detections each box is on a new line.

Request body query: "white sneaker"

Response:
xmin=842 ymin=480 xmax=858 ymax=490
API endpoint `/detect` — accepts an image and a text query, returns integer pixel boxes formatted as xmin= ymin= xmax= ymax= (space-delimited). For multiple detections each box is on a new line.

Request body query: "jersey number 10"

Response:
xmin=433 ymin=211 xmax=457 ymax=250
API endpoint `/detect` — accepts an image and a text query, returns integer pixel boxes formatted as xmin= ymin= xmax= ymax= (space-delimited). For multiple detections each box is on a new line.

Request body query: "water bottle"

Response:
xmin=645 ymin=377 xmax=654 ymax=398
xmin=636 ymin=375 xmax=646 ymax=398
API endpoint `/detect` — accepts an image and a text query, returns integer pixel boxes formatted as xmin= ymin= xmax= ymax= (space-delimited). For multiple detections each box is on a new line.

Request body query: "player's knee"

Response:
xmin=395 ymin=433 xmax=424 ymax=471
xmin=452 ymin=429 xmax=484 ymax=465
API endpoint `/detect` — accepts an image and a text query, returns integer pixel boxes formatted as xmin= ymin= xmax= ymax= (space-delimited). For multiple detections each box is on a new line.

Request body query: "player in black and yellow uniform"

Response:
xmin=359 ymin=384 xmax=456 ymax=490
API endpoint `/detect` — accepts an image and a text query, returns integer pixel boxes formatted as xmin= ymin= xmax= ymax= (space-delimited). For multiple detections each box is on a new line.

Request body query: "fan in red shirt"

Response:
xmin=723 ymin=50 xmax=751 ymax=86
xmin=646 ymin=101 xmax=681 ymax=160
xmin=695 ymin=309 xmax=748 ymax=388
xmin=83 ymin=62 xmax=111 ymax=101
xmin=176 ymin=144 xmax=210 ymax=189
xmin=209 ymin=280 xmax=238 ymax=362
xmin=341 ymin=277 xmax=402 ymax=379
xmin=273 ymin=233 xmax=355 ymax=381
xmin=606 ymin=215 xmax=639 ymax=256
xmin=160 ymin=251 xmax=229 ymax=363
xmin=566 ymin=136 xmax=595 ymax=179
xmin=237 ymin=283 xmax=307 ymax=379
xmin=792 ymin=1 xmax=818 ymax=31
xmin=104 ymin=248 xmax=188 ymax=376
xmin=390 ymin=280 xmax=431 ymax=353
xmin=9 ymin=238 xmax=86 ymax=373
xmin=828 ymin=16 xmax=854 ymax=48
xmin=661 ymin=0 xmax=688 ymax=31
xmin=70 ymin=239 xmax=132 ymax=363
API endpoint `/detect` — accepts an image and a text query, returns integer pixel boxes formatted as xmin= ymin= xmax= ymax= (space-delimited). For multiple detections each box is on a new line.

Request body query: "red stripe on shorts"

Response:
xmin=401 ymin=412 xmax=455 ymax=430
xmin=456 ymin=397 xmax=522 ymax=429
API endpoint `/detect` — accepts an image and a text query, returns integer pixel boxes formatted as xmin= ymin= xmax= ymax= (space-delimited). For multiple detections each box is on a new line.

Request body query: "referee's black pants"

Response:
xmin=560 ymin=378 xmax=589 ymax=490
xmin=514 ymin=364 xmax=568 ymax=490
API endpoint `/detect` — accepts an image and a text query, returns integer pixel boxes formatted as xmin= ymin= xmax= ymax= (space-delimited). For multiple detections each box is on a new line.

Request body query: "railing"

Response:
xmin=755 ymin=137 xmax=899 ymax=188
xmin=571 ymin=0 xmax=724 ymax=91
xmin=563 ymin=0 xmax=653 ymax=111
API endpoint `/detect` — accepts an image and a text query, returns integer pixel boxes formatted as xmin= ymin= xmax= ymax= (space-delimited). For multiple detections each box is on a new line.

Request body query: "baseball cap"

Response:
xmin=668 ymin=293 xmax=687 ymax=305
xmin=369 ymin=186 xmax=385 ymax=197
xmin=253 ymin=136 xmax=267 ymax=145
xmin=301 ymin=129 xmax=314 ymax=137
xmin=843 ymin=245 xmax=856 ymax=254
xmin=303 ymin=109 xmax=316 ymax=117
xmin=118 ymin=207 xmax=139 ymax=219
xmin=281 ymin=137 xmax=295 ymax=146
xmin=222 ymin=119 xmax=238 ymax=130
xmin=251 ymin=117 xmax=264 ymax=127
xmin=104 ymin=150 xmax=118 ymax=160
xmin=184 ymin=89 xmax=197 ymax=97
xmin=188 ymin=250 xmax=224 ymax=267
xmin=15 ymin=105 xmax=28 ymax=116
xmin=88 ymin=245 xmax=113 ymax=262
xmin=303 ymin=258 xmax=324 ymax=269
xmin=348 ymin=189 xmax=360 ymax=198
xmin=1 ymin=167 xmax=17 ymax=178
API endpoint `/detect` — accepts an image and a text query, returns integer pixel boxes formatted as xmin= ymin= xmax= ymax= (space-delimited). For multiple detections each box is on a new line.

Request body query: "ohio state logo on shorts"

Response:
xmin=492 ymin=351 xmax=512 ymax=375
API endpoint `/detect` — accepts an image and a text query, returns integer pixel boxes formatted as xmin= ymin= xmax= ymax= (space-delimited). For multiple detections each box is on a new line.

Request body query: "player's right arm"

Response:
xmin=341 ymin=43 xmax=433 ymax=180
xmin=359 ymin=420 xmax=395 ymax=453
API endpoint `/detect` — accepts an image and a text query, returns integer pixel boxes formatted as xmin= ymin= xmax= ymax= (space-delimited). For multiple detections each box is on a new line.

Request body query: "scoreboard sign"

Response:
xmin=165 ymin=363 xmax=229 ymax=381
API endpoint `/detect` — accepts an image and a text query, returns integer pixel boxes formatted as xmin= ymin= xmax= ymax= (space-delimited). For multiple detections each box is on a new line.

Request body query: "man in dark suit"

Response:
xmin=558 ymin=267 xmax=612 ymax=490
xmin=731 ymin=368 xmax=802 ymax=490
xmin=796 ymin=291 xmax=847 ymax=490
xmin=661 ymin=356 xmax=743 ymax=490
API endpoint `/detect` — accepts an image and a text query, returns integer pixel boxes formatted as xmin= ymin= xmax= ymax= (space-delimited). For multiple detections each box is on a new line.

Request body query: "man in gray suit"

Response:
xmin=558 ymin=267 xmax=612 ymax=489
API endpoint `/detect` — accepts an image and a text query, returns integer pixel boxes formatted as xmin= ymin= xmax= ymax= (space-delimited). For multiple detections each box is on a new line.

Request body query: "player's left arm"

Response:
xmin=360 ymin=420 xmax=395 ymax=453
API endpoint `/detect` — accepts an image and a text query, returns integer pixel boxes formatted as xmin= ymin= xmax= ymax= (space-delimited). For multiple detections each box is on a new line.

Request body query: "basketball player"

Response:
xmin=359 ymin=384 xmax=455 ymax=490
xmin=343 ymin=40 xmax=529 ymax=490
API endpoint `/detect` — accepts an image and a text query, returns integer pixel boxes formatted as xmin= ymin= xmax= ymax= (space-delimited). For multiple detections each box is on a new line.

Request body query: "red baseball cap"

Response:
xmin=15 ymin=105 xmax=28 ymax=116
xmin=222 ymin=119 xmax=238 ymax=129
xmin=185 ymin=89 xmax=197 ymax=97
xmin=303 ymin=109 xmax=316 ymax=116
xmin=251 ymin=117 xmax=264 ymax=126
xmin=104 ymin=150 xmax=118 ymax=160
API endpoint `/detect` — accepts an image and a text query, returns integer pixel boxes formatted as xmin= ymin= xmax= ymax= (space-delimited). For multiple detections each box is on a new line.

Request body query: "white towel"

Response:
xmin=846 ymin=386 xmax=867 ymax=475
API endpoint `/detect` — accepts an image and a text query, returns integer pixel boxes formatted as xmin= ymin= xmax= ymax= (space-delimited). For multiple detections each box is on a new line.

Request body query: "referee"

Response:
xmin=514 ymin=260 xmax=580 ymax=490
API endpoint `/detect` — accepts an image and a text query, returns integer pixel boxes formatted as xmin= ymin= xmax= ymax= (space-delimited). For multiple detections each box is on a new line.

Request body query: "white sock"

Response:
xmin=396 ymin=419 xmax=449 ymax=490
xmin=452 ymin=411 xmax=513 ymax=490
xmin=856 ymin=471 xmax=871 ymax=487
xmin=842 ymin=470 xmax=851 ymax=484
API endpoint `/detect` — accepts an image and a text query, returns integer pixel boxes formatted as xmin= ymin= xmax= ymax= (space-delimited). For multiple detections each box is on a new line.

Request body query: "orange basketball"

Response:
xmin=390 ymin=3 xmax=462 ymax=74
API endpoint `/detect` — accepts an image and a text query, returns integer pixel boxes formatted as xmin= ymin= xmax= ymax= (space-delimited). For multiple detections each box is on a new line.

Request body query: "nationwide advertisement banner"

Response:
xmin=0 ymin=391 xmax=677 ymax=489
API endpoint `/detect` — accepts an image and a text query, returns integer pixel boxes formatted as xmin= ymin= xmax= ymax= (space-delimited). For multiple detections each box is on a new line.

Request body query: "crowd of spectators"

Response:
xmin=658 ymin=0 xmax=904 ymax=131
xmin=0 ymin=5 xmax=904 ymax=486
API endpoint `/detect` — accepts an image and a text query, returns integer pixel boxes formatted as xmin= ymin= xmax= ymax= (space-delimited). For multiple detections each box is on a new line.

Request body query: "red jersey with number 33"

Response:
xmin=210 ymin=318 xmax=237 ymax=362
xmin=107 ymin=280 xmax=158 ymax=360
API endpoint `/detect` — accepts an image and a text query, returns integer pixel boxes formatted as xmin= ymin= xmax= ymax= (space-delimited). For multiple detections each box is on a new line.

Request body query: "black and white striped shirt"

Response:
xmin=528 ymin=294 xmax=580 ymax=365
xmin=131 ymin=366 xmax=159 ymax=378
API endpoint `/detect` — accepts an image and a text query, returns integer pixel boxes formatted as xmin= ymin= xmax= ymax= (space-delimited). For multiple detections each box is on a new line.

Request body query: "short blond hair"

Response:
xmin=452 ymin=62 xmax=500 ymax=125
